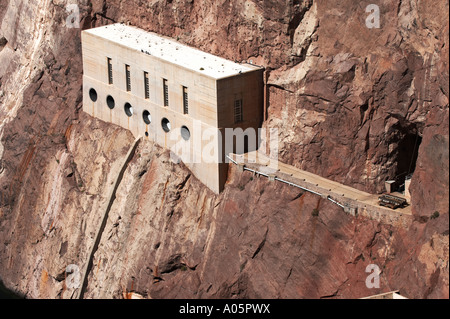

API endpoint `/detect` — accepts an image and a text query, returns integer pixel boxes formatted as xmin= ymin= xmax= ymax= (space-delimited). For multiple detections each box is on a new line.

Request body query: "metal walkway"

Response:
xmin=227 ymin=151 xmax=412 ymax=223
xmin=227 ymin=154 xmax=346 ymax=209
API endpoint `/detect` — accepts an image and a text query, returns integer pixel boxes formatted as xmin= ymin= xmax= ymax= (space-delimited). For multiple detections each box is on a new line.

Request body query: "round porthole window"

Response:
xmin=143 ymin=110 xmax=151 ymax=124
xmin=89 ymin=88 xmax=97 ymax=102
xmin=124 ymin=102 xmax=133 ymax=117
xmin=106 ymin=95 xmax=115 ymax=109
xmin=161 ymin=118 xmax=171 ymax=133
xmin=181 ymin=125 xmax=190 ymax=141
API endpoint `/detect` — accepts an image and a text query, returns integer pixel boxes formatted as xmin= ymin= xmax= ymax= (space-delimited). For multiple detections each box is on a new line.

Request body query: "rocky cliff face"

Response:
xmin=0 ymin=0 xmax=448 ymax=299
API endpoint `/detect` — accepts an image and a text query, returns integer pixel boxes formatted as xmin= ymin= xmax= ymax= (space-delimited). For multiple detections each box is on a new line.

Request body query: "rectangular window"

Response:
xmin=125 ymin=64 xmax=131 ymax=92
xmin=107 ymin=57 xmax=113 ymax=84
xmin=144 ymin=72 xmax=149 ymax=99
xmin=183 ymin=86 xmax=188 ymax=114
xmin=234 ymin=98 xmax=243 ymax=123
xmin=163 ymin=79 xmax=169 ymax=106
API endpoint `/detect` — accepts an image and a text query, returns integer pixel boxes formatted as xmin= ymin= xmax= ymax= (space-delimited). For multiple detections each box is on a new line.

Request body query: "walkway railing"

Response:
xmin=226 ymin=154 xmax=346 ymax=209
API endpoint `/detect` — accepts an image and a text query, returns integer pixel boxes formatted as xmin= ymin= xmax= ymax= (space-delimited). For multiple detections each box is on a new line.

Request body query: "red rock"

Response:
xmin=0 ymin=0 xmax=447 ymax=299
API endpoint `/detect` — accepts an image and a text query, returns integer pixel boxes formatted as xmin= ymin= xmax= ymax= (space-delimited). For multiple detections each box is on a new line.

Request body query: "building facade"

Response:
xmin=82 ymin=24 xmax=264 ymax=193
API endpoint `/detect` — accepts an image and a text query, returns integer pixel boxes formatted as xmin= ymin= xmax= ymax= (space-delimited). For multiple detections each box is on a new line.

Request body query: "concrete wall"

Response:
xmin=216 ymin=68 xmax=264 ymax=189
xmin=217 ymin=68 xmax=264 ymax=130
xmin=81 ymin=30 xmax=264 ymax=194
xmin=82 ymin=31 xmax=219 ymax=127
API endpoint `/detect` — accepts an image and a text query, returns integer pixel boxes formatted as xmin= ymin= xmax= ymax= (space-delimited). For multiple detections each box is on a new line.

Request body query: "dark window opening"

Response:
xmin=183 ymin=86 xmax=188 ymax=114
xmin=163 ymin=79 xmax=169 ymax=106
xmin=125 ymin=64 xmax=131 ymax=92
xmin=124 ymin=102 xmax=133 ymax=117
xmin=107 ymin=57 xmax=113 ymax=84
xmin=244 ymin=135 xmax=249 ymax=153
xmin=181 ymin=125 xmax=190 ymax=141
xmin=161 ymin=117 xmax=171 ymax=133
xmin=106 ymin=95 xmax=115 ymax=109
xmin=143 ymin=110 xmax=151 ymax=124
xmin=144 ymin=72 xmax=149 ymax=99
xmin=89 ymin=88 xmax=97 ymax=102
xmin=234 ymin=98 xmax=243 ymax=123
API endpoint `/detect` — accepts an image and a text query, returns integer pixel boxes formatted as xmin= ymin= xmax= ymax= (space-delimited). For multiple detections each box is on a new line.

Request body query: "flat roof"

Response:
xmin=83 ymin=23 xmax=262 ymax=79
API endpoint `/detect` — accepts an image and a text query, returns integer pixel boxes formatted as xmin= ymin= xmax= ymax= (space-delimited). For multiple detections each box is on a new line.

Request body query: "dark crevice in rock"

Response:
xmin=290 ymin=191 xmax=305 ymax=202
xmin=158 ymin=254 xmax=195 ymax=275
xmin=176 ymin=173 xmax=191 ymax=191
xmin=287 ymin=0 xmax=314 ymax=45
xmin=77 ymin=137 xmax=141 ymax=299
xmin=267 ymin=83 xmax=294 ymax=93
xmin=159 ymin=254 xmax=184 ymax=274
xmin=252 ymin=227 xmax=269 ymax=259
xmin=0 ymin=37 xmax=7 ymax=50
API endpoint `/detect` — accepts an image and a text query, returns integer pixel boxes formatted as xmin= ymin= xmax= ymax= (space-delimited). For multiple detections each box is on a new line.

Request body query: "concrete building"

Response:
xmin=82 ymin=23 xmax=264 ymax=193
